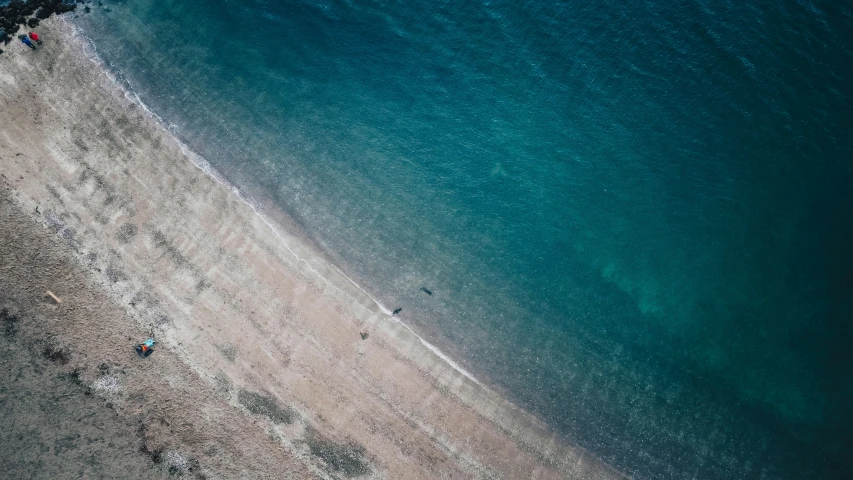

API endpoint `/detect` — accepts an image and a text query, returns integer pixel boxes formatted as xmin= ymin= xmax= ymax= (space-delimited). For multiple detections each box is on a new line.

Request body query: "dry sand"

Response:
xmin=0 ymin=18 xmax=625 ymax=479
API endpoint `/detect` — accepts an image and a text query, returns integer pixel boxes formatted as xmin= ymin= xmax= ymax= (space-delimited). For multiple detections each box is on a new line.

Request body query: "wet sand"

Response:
xmin=0 ymin=18 xmax=624 ymax=479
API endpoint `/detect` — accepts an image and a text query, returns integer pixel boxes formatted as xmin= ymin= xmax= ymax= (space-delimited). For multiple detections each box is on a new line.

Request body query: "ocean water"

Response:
xmin=68 ymin=0 xmax=852 ymax=477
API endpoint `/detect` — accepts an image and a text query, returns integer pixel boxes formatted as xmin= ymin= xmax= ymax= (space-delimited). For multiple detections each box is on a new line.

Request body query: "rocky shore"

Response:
xmin=0 ymin=0 xmax=76 ymax=51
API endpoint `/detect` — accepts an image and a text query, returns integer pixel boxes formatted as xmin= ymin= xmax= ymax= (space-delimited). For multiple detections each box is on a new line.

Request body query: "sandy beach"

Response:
xmin=0 ymin=18 xmax=623 ymax=479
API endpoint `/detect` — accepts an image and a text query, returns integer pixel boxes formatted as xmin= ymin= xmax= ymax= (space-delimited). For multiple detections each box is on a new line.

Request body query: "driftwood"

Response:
xmin=46 ymin=290 xmax=61 ymax=303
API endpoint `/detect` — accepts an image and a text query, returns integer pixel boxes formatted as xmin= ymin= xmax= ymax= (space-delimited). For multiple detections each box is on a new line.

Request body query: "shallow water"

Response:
xmin=69 ymin=0 xmax=852 ymax=477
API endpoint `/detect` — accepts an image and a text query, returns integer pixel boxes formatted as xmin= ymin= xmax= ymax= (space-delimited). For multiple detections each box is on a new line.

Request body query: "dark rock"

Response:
xmin=83 ymin=5 xmax=90 ymax=13
xmin=419 ymin=287 xmax=433 ymax=295
xmin=392 ymin=307 xmax=402 ymax=315
xmin=360 ymin=331 xmax=369 ymax=340
xmin=0 ymin=0 xmax=76 ymax=39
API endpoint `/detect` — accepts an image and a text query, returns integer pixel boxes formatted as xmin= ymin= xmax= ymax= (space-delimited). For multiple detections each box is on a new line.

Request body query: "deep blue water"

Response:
xmin=70 ymin=0 xmax=852 ymax=477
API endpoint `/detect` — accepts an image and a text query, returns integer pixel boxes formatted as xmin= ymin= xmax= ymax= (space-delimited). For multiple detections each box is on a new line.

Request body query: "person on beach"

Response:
xmin=20 ymin=35 xmax=35 ymax=50
xmin=28 ymin=32 xmax=42 ymax=45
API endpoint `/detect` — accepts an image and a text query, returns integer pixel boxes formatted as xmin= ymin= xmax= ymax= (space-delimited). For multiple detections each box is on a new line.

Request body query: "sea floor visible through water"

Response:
xmin=10 ymin=0 xmax=853 ymax=477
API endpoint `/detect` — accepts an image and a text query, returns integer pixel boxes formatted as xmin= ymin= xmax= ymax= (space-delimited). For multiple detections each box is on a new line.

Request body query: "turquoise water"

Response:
xmin=71 ymin=0 xmax=852 ymax=477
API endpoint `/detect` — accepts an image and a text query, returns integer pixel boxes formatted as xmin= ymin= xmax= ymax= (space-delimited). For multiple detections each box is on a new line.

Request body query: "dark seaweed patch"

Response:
xmin=104 ymin=266 xmax=126 ymax=283
xmin=213 ymin=371 xmax=231 ymax=394
xmin=58 ymin=367 xmax=87 ymax=389
xmin=140 ymin=444 xmax=163 ymax=464
xmin=154 ymin=314 xmax=171 ymax=327
xmin=0 ymin=308 xmax=19 ymax=337
xmin=237 ymin=389 xmax=294 ymax=424
xmin=116 ymin=222 xmax=138 ymax=244
xmin=217 ymin=343 xmax=236 ymax=362
xmin=42 ymin=343 xmax=70 ymax=365
xmin=151 ymin=230 xmax=189 ymax=268
xmin=306 ymin=430 xmax=370 ymax=477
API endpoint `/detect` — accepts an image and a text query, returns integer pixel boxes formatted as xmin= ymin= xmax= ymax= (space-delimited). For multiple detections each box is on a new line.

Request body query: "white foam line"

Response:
xmin=397 ymin=319 xmax=482 ymax=384
xmin=63 ymin=19 xmax=480 ymax=386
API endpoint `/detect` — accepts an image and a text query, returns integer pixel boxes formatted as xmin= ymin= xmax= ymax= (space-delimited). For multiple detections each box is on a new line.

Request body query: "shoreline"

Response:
xmin=70 ymin=19 xmax=484 ymax=387
xmin=63 ymin=17 xmax=483 ymax=385
xmin=1 ymin=17 xmax=624 ymax=479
